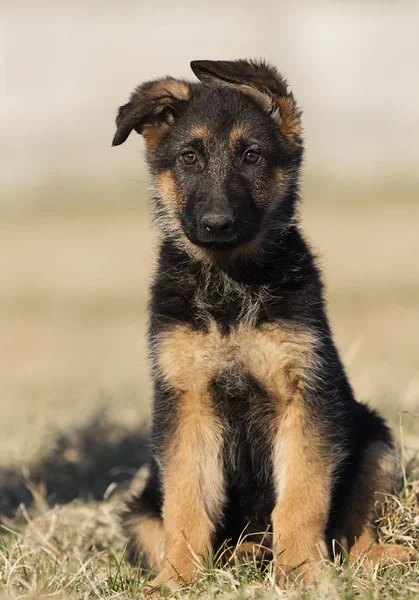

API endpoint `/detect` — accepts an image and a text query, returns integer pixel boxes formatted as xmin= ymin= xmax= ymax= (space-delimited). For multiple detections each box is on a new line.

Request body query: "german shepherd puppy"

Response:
xmin=112 ymin=60 xmax=411 ymax=585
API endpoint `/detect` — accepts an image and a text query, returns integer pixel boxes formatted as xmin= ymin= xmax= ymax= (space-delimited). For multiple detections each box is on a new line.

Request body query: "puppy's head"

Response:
xmin=113 ymin=60 xmax=303 ymax=258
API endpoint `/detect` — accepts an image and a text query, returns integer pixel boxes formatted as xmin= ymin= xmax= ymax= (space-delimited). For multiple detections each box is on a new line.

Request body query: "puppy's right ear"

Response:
xmin=191 ymin=60 xmax=301 ymax=144
xmin=112 ymin=78 xmax=191 ymax=147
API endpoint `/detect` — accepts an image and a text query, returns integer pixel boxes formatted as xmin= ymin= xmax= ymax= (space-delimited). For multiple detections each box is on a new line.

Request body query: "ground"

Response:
xmin=0 ymin=179 xmax=418 ymax=598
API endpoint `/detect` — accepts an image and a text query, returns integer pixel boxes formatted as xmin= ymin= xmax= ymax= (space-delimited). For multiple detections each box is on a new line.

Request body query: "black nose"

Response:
xmin=201 ymin=211 xmax=234 ymax=236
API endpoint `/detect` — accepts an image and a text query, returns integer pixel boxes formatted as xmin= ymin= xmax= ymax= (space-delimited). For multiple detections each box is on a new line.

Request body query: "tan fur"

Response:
xmin=250 ymin=166 xmax=291 ymax=211
xmin=190 ymin=124 xmax=212 ymax=148
xmin=143 ymin=123 xmax=170 ymax=149
xmin=232 ymin=539 xmax=273 ymax=563
xmin=271 ymin=402 xmax=332 ymax=581
xmin=156 ymin=328 xmax=225 ymax=581
xmin=152 ymin=316 xmax=412 ymax=586
xmin=156 ymin=321 xmax=317 ymax=398
xmin=143 ymin=79 xmax=190 ymax=103
xmin=273 ymin=167 xmax=291 ymax=194
xmin=228 ymin=123 xmax=249 ymax=149
xmin=336 ymin=441 xmax=414 ymax=564
xmin=155 ymin=170 xmax=184 ymax=210
xmin=154 ymin=170 xmax=215 ymax=262
xmin=162 ymin=80 xmax=191 ymax=102
xmin=346 ymin=441 xmax=395 ymax=549
xmin=154 ymin=320 xmax=322 ymax=583
xmin=275 ymin=96 xmax=301 ymax=139
xmin=137 ymin=80 xmax=191 ymax=150
xmin=239 ymin=323 xmax=318 ymax=398
xmin=234 ymin=86 xmax=300 ymax=141
xmin=260 ymin=325 xmax=332 ymax=581
xmin=124 ymin=513 xmax=165 ymax=571
xmin=237 ymin=86 xmax=282 ymax=127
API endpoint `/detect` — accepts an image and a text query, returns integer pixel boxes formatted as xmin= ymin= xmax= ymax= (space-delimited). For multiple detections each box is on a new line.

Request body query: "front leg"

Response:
xmin=239 ymin=324 xmax=333 ymax=583
xmin=271 ymin=403 xmax=332 ymax=583
xmin=156 ymin=400 xmax=225 ymax=585
xmin=152 ymin=325 xmax=226 ymax=586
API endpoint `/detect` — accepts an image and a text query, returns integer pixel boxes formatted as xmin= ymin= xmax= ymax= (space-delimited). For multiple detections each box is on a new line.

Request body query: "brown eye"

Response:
xmin=243 ymin=149 xmax=260 ymax=164
xmin=182 ymin=151 xmax=197 ymax=165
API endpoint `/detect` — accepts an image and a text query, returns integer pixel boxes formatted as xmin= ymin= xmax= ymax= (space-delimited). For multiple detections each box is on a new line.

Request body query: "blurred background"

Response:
xmin=1 ymin=1 xmax=418 ymax=508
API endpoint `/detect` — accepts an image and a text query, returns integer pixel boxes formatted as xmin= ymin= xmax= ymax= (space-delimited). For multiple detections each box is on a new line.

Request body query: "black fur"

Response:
xmin=115 ymin=60 xmax=396 ymax=572
xmin=126 ymin=231 xmax=393 ymax=560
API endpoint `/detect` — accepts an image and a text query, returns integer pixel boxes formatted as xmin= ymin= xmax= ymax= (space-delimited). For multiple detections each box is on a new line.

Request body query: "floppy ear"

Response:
xmin=190 ymin=60 xmax=301 ymax=141
xmin=112 ymin=78 xmax=191 ymax=147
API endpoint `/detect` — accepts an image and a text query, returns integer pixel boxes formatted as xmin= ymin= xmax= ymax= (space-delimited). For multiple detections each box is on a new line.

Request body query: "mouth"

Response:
xmin=193 ymin=227 xmax=260 ymax=252
xmin=194 ymin=232 xmax=240 ymax=250
xmin=196 ymin=241 xmax=239 ymax=252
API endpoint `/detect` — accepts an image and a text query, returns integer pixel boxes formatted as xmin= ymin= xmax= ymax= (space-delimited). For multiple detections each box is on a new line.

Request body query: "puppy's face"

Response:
xmin=113 ymin=60 xmax=303 ymax=257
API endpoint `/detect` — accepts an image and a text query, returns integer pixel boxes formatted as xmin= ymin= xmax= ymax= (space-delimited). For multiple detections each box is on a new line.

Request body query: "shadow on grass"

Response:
xmin=0 ymin=412 xmax=149 ymax=519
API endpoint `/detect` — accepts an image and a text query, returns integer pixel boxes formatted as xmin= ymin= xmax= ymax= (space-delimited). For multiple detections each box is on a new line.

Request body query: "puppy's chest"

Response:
xmin=155 ymin=309 xmax=316 ymax=411
xmin=192 ymin=270 xmax=268 ymax=330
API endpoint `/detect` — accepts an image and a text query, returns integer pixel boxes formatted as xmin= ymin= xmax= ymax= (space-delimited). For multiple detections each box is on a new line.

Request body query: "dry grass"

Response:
xmin=0 ymin=414 xmax=149 ymax=519
xmin=0 ymin=180 xmax=418 ymax=598
xmin=0 ymin=457 xmax=418 ymax=599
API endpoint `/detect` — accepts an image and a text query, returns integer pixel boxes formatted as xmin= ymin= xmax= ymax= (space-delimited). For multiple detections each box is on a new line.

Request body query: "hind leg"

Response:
xmin=121 ymin=460 xmax=165 ymax=572
xmin=336 ymin=440 xmax=413 ymax=565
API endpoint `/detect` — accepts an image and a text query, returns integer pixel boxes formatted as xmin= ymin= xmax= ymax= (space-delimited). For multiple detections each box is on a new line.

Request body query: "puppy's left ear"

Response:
xmin=112 ymin=78 xmax=191 ymax=147
xmin=191 ymin=59 xmax=301 ymax=143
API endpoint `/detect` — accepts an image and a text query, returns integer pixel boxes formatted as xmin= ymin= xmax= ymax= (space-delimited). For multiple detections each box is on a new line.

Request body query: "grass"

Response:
xmin=1 ymin=415 xmax=417 ymax=599
xmin=0 ymin=413 xmax=149 ymax=519
xmin=0 ymin=452 xmax=418 ymax=599
xmin=1 ymin=181 xmax=418 ymax=598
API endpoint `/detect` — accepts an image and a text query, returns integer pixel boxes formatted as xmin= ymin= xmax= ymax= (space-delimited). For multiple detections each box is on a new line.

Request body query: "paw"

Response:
xmin=362 ymin=543 xmax=415 ymax=566
xmin=275 ymin=558 xmax=324 ymax=587
xmin=232 ymin=541 xmax=273 ymax=563
xmin=274 ymin=562 xmax=297 ymax=587
xmin=146 ymin=568 xmax=181 ymax=596
xmin=148 ymin=560 xmax=200 ymax=591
